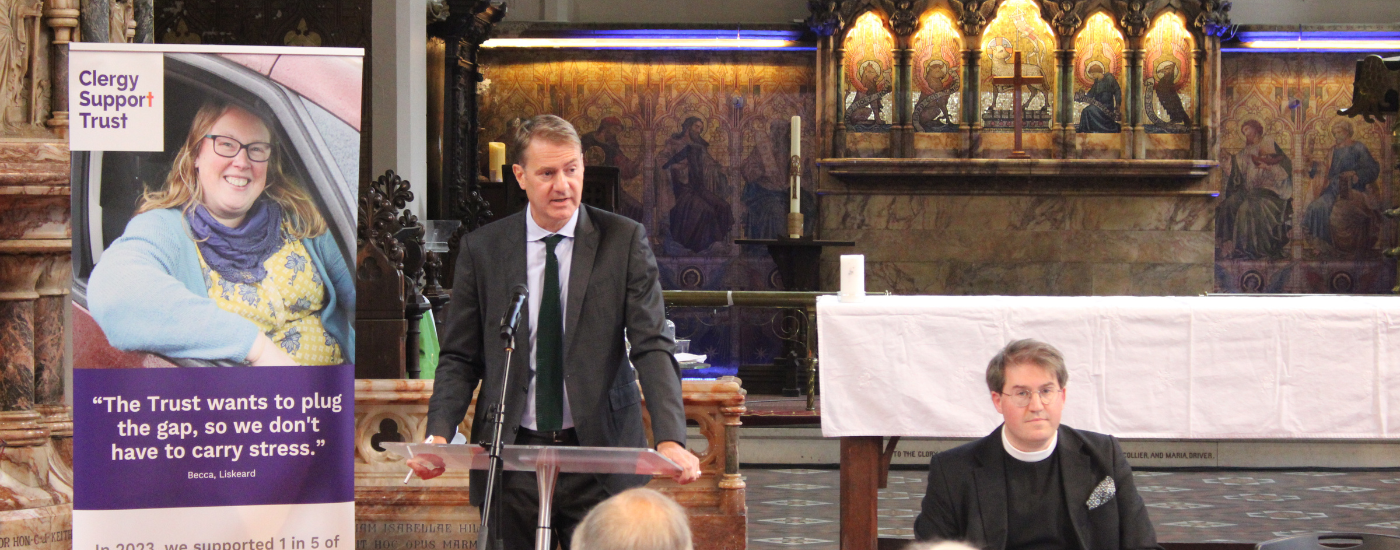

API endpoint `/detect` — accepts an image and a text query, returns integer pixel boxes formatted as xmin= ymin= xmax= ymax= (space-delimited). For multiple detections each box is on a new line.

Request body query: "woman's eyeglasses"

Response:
xmin=204 ymin=135 xmax=273 ymax=162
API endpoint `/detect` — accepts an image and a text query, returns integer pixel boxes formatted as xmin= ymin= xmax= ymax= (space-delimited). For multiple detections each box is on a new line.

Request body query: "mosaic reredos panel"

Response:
xmin=1215 ymin=52 xmax=1397 ymax=294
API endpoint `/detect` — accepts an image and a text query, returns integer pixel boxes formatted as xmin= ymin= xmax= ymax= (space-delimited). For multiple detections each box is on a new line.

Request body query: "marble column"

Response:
xmin=894 ymin=45 xmax=913 ymax=157
xmin=832 ymin=45 xmax=848 ymax=157
xmin=1127 ymin=47 xmax=1146 ymax=159
xmin=45 ymin=0 xmax=78 ymax=137
xmin=33 ymin=256 xmax=70 ymax=438
xmin=133 ymin=0 xmax=153 ymax=43
xmin=0 ymin=254 xmax=50 ymax=449
xmin=79 ymin=0 xmax=108 ymax=42
xmin=962 ymin=49 xmax=982 ymax=158
xmin=1055 ymin=48 xmax=1075 ymax=159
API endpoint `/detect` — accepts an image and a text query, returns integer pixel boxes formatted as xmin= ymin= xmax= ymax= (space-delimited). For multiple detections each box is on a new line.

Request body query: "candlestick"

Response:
xmin=488 ymin=142 xmax=505 ymax=183
xmin=789 ymin=116 xmax=801 ymax=219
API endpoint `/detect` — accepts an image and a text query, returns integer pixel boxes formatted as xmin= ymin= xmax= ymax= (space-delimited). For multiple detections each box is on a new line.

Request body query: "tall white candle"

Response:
xmin=790 ymin=115 xmax=801 ymax=214
xmin=840 ymin=255 xmax=865 ymax=303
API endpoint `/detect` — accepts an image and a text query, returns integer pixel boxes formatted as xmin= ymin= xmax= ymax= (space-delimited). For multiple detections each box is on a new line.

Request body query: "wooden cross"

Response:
xmin=990 ymin=51 xmax=1045 ymax=159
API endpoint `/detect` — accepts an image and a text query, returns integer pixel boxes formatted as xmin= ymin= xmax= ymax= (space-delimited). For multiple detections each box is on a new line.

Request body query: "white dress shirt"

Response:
xmin=520 ymin=205 xmax=579 ymax=431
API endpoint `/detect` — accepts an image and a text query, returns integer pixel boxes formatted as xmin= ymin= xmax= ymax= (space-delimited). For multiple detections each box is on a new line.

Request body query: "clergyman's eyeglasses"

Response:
xmin=999 ymin=387 xmax=1063 ymax=407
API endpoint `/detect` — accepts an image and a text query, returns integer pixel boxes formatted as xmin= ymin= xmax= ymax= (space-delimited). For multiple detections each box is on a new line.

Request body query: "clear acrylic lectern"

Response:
xmin=383 ymin=443 xmax=681 ymax=550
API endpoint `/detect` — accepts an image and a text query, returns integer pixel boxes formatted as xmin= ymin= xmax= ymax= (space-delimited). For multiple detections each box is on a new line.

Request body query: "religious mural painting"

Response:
xmin=911 ymin=11 xmax=962 ymax=134
xmin=478 ymin=49 xmax=817 ymax=370
xmin=1071 ymin=12 xmax=1125 ymax=134
xmin=1142 ymin=12 xmax=1194 ymax=135
xmin=978 ymin=0 xmax=1055 ymax=131
xmin=842 ymin=11 xmax=895 ymax=132
xmin=1215 ymin=53 xmax=1395 ymax=294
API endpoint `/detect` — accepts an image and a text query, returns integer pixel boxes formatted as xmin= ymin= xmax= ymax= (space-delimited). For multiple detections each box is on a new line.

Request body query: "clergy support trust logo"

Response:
xmin=68 ymin=47 xmax=164 ymax=152
xmin=76 ymin=70 xmax=155 ymax=129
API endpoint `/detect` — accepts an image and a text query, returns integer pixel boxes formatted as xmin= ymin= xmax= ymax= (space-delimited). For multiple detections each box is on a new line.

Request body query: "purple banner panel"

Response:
xmin=74 ymin=365 xmax=354 ymax=510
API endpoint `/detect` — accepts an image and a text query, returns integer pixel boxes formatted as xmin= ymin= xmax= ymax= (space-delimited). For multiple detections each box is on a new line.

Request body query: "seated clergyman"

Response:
xmin=914 ymin=339 xmax=1162 ymax=550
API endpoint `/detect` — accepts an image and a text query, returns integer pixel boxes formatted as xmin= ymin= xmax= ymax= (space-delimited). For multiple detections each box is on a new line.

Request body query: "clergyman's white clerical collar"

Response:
xmin=1002 ymin=426 xmax=1057 ymax=463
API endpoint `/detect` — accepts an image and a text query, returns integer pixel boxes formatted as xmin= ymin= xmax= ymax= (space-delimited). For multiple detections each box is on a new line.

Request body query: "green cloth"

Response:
xmin=417 ymin=309 xmax=440 ymax=379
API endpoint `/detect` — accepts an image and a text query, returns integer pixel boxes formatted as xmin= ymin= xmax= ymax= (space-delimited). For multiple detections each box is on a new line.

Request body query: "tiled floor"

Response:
xmin=744 ymin=468 xmax=1400 ymax=548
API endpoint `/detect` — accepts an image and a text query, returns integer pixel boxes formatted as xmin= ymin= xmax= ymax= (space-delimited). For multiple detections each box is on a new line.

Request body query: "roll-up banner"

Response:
xmin=68 ymin=43 xmax=362 ymax=549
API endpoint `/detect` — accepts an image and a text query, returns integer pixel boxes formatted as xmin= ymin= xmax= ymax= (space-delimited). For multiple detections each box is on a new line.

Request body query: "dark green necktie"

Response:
xmin=536 ymin=234 xmax=565 ymax=431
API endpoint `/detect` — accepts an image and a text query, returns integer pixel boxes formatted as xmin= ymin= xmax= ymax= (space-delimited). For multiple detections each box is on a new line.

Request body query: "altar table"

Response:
xmin=816 ymin=294 xmax=1400 ymax=549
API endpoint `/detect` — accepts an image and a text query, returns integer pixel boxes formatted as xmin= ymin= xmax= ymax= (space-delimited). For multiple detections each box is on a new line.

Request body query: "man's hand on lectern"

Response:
xmin=405 ymin=436 xmax=449 ymax=480
xmin=657 ymin=441 xmax=701 ymax=484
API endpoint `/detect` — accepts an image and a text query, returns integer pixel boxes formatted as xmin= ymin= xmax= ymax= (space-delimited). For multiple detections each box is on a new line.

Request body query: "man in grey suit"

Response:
xmin=425 ymin=115 xmax=700 ymax=549
xmin=914 ymin=339 xmax=1162 ymax=550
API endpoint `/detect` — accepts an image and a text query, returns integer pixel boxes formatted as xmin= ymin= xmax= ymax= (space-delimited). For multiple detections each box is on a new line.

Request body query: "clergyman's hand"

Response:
xmin=657 ymin=441 xmax=701 ymax=484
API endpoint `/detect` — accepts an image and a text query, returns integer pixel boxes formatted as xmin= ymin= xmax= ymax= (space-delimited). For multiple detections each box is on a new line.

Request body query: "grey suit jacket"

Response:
xmin=915 ymin=425 xmax=1163 ymax=550
xmin=426 ymin=206 xmax=687 ymax=506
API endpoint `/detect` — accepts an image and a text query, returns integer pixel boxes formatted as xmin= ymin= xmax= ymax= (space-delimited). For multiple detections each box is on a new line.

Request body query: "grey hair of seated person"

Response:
xmin=905 ymin=541 xmax=981 ymax=550
xmin=571 ymin=488 xmax=693 ymax=550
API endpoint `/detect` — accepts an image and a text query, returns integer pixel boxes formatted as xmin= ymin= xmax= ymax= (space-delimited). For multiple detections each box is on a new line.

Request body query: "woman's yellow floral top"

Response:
xmin=197 ymin=227 xmax=344 ymax=365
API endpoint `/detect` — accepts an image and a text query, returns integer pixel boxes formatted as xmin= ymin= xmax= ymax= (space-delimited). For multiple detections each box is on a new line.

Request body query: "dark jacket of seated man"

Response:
xmin=914 ymin=424 xmax=1162 ymax=550
xmin=915 ymin=338 xmax=1162 ymax=550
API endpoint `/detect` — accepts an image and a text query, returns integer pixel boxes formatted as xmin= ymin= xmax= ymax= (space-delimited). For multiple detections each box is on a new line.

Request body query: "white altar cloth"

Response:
xmin=817 ymin=295 xmax=1400 ymax=439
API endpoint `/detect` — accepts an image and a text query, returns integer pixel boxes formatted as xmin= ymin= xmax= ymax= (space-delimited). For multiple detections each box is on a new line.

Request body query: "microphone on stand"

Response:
xmin=499 ymin=284 xmax=528 ymax=343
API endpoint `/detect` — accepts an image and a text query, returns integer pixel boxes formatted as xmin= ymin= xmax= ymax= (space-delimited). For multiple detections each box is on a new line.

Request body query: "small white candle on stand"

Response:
xmin=839 ymin=254 xmax=865 ymax=303
xmin=789 ymin=115 xmax=801 ymax=215
xmin=488 ymin=142 xmax=506 ymax=183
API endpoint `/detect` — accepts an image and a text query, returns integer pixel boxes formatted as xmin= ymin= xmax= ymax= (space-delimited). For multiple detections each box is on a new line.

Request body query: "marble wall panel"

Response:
xmin=913 ymin=133 xmax=962 ymax=159
xmin=978 ymin=131 xmax=1055 ymax=159
xmin=1074 ymin=132 xmax=1125 ymax=159
xmin=820 ymin=194 xmax=1214 ymax=295
xmin=1145 ymin=133 xmax=1191 ymax=159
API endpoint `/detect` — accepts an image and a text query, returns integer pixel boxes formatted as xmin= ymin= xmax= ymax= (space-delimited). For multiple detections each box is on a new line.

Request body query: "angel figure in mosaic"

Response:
xmin=1074 ymin=62 xmax=1121 ymax=133
xmin=846 ymin=60 xmax=891 ymax=125
xmin=1147 ymin=60 xmax=1191 ymax=126
xmin=914 ymin=59 xmax=960 ymax=131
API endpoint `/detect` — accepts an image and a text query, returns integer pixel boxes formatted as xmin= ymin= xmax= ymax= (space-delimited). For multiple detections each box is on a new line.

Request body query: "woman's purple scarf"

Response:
xmin=187 ymin=199 xmax=284 ymax=284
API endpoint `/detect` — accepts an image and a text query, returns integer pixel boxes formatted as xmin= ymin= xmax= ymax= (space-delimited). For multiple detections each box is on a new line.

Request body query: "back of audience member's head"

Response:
xmin=571 ymin=488 xmax=692 ymax=550
xmin=906 ymin=541 xmax=980 ymax=550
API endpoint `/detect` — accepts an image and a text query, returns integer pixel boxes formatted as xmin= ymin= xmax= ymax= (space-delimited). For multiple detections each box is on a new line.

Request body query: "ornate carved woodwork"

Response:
xmin=428 ymin=0 xmax=504 ymax=224
xmin=353 ymin=377 xmax=747 ymax=550
xmin=153 ymin=0 xmax=369 ymax=48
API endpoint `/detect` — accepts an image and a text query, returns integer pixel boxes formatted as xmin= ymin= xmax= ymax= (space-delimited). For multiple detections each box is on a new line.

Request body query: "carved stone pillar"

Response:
xmin=45 ymin=0 xmax=78 ymax=137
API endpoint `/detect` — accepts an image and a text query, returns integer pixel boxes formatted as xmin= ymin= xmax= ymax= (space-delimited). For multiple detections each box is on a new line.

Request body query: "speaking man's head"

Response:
xmin=986 ymin=339 xmax=1069 ymax=453
xmin=512 ymin=114 xmax=584 ymax=233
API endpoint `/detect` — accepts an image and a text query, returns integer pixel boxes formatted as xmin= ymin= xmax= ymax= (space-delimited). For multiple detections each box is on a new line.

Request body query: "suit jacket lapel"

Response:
xmin=974 ymin=427 xmax=1009 ymax=550
xmin=563 ymin=206 xmax=597 ymax=366
xmin=501 ymin=213 xmax=531 ymax=430
xmin=1058 ymin=426 xmax=1095 ymax=550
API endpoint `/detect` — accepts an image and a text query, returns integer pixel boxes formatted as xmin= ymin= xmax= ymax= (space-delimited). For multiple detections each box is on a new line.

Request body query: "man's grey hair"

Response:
xmin=512 ymin=114 xmax=581 ymax=166
xmin=571 ymin=488 xmax=692 ymax=550
xmin=985 ymin=338 xmax=1069 ymax=393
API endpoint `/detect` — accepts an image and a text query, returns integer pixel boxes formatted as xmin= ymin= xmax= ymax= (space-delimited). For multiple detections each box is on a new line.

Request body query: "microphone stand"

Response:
xmin=478 ymin=329 xmax=516 ymax=550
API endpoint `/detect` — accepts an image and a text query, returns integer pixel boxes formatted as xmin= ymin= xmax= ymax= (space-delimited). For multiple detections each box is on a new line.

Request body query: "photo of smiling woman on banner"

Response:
xmin=87 ymin=99 xmax=354 ymax=366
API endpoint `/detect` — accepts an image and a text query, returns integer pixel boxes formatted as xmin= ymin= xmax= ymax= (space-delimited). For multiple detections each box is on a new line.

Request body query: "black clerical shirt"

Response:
xmin=1004 ymin=449 xmax=1078 ymax=550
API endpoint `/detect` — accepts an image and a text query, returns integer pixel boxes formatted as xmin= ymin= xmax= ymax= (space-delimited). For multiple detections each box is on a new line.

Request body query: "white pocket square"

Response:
xmin=1086 ymin=476 xmax=1116 ymax=509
